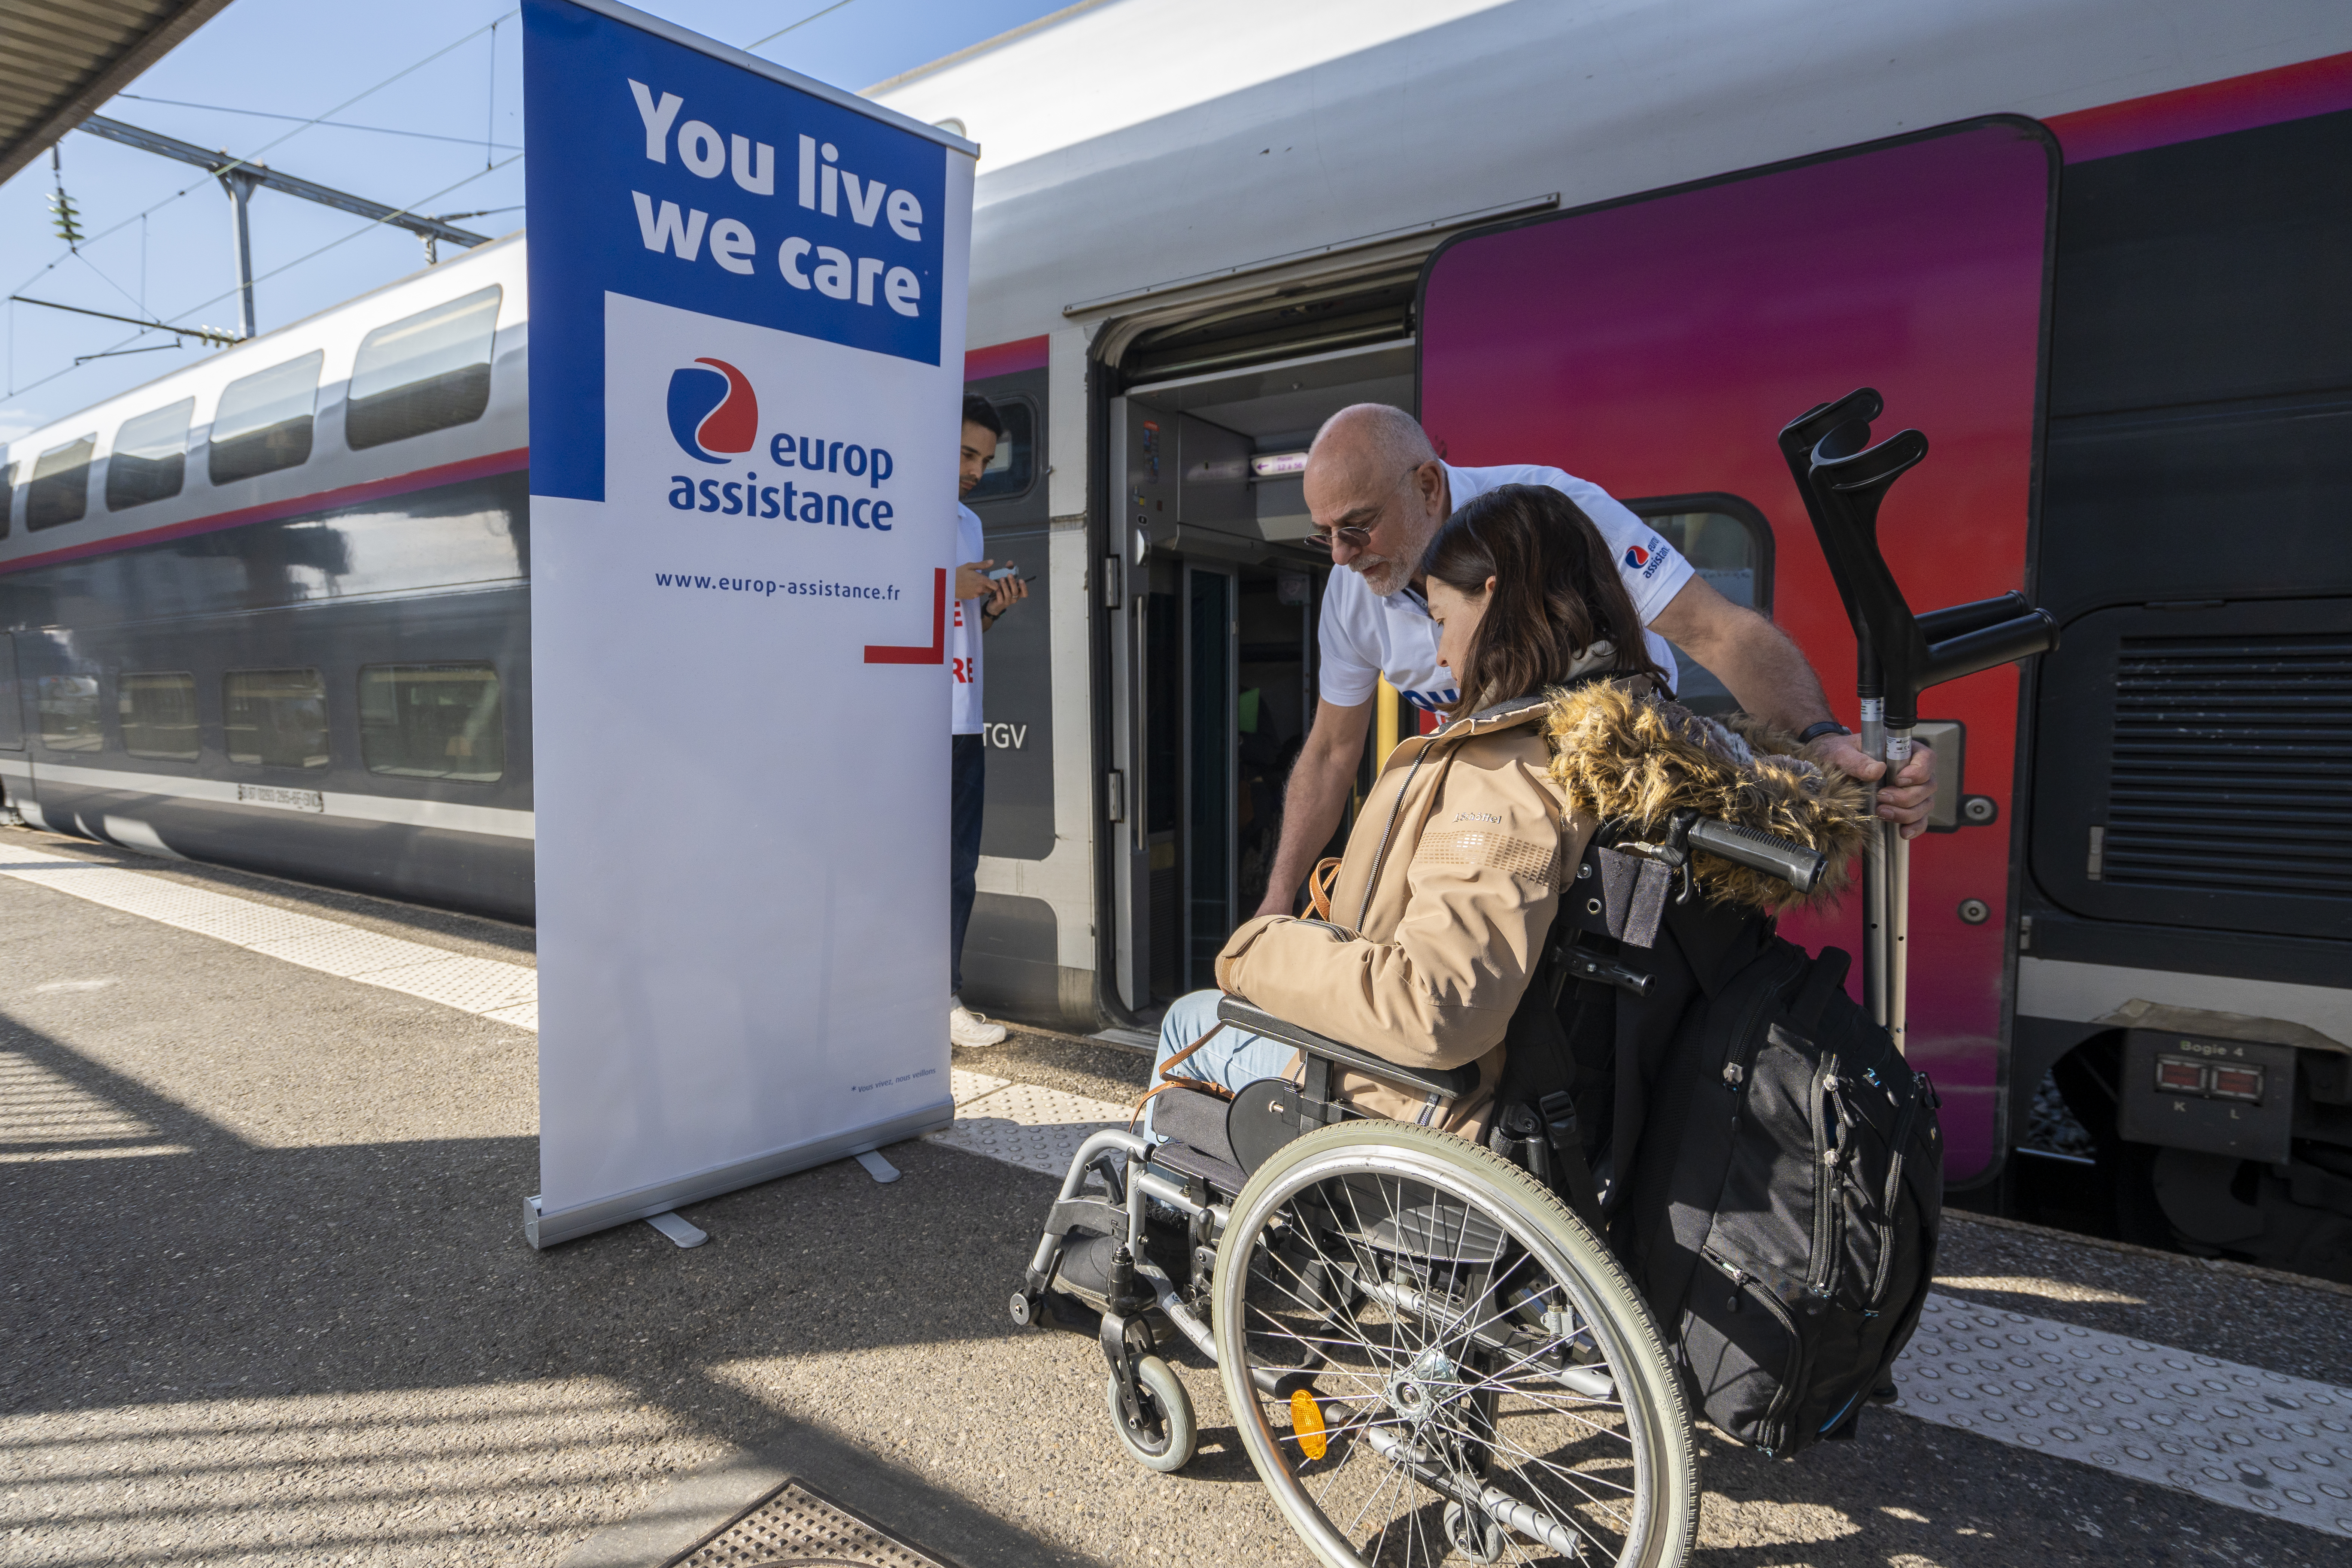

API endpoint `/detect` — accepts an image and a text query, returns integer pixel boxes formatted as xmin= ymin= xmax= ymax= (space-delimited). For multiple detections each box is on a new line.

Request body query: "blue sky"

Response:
xmin=0 ymin=0 xmax=1077 ymax=445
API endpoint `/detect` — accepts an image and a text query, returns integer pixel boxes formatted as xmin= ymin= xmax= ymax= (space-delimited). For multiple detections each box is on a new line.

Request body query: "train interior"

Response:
xmin=1110 ymin=336 xmax=1414 ymax=1017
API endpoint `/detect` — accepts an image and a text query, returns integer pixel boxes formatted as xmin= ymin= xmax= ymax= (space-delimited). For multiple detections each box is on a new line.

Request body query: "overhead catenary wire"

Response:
xmin=6 ymin=152 xmax=521 ymax=401
xmin=10 ymin=9 xmax=521 ymax=302
xmin=485 ymin=18 xmax=500 ymax=170
xmin=114 ymin=93 xmax=523 ymax=150
xmin=746 ymin=0 xmax=862 ymax=52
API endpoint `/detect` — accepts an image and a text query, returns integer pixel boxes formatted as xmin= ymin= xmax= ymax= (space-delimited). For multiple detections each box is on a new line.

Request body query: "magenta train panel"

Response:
xmin=1421 ymin=121 xmax=2053 ymax=1181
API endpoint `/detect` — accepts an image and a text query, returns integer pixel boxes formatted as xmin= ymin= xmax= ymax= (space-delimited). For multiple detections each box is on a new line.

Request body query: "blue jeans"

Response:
xmin=950 ymin=733 xmax=984 ymax=997
xmin=1145 ymin=988 xmax=1297 ymax=1141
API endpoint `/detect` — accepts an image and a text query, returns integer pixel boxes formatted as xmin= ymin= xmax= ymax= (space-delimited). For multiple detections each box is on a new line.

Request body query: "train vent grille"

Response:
xmin=2104 ymin=633 xmax=2352 ymax=897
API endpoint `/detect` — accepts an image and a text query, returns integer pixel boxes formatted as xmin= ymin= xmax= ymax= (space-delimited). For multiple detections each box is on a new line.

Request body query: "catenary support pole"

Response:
xmin=218 ymin=167 xmax=258 ymax=340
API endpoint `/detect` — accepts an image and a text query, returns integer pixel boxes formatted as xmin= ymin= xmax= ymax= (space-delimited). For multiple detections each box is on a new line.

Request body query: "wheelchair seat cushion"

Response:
xmin=1147 ymin=1085 xmax=1248 ymax=1193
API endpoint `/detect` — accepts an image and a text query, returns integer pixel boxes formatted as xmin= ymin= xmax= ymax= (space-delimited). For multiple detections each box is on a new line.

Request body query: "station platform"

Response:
xmin=4 ymin=821 xmax=2349 ymax=1567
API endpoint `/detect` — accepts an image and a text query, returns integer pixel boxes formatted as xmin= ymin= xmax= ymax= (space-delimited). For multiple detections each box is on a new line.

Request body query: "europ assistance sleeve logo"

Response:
xmin=666 ymin=357 xmax=758 ymax=464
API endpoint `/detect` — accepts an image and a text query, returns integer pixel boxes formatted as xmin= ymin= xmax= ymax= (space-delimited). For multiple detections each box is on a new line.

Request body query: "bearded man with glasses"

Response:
xmin=1251 ymin=402 xmax=1936 ymax=920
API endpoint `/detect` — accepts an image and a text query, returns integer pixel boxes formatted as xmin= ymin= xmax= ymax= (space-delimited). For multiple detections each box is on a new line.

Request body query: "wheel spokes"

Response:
xmin=1233 ymin=1171 xmax=1650 ymax=1565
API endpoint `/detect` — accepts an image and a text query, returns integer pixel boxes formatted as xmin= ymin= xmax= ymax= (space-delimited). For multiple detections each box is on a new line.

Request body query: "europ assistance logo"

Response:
xmin=667 ymin=357 xmax=758 ymax=464
xmin=1623 ymin=540 xmax=1666 ymax=580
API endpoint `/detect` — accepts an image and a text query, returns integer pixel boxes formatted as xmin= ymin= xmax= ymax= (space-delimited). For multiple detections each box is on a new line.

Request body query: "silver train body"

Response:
xmin=0 ymin=240 xmax=533 ymax=916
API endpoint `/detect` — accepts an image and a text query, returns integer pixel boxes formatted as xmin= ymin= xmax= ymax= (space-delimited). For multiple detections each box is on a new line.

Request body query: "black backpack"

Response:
xmin=1493 ymin=864 xmax=1943 ymax=1457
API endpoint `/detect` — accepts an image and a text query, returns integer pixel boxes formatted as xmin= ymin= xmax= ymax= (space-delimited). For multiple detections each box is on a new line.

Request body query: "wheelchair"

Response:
xmin=1009 ymin=993 xmax=1701 ymax=1568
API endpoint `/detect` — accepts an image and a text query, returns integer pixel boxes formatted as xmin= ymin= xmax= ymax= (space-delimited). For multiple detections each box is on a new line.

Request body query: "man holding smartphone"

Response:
xmin=950 ymin=394 xmax=1030 ymax=1049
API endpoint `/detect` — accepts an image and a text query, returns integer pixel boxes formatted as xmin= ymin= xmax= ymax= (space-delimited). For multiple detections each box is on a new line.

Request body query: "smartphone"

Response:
xmin=984 ymin=564 xmax=1022 ymax=581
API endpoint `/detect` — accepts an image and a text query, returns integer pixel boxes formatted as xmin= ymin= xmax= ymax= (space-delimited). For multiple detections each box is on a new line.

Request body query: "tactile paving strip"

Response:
xmin=0 ymin=842 xmax=542 ymax=1032
xmin=673 ymin=1479 xmax=948 ymax=1567
xmin=357 ymin=954 xmax=540 ymax=1012
xmin=1888 ymin=1291 xmax=2352 ymax=1537
xmin=928 ymin=1070 xmax=1130 ymax=1178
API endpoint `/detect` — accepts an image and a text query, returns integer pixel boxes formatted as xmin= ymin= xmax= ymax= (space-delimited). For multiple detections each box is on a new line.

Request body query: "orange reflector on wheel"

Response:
xmin=1290 ymin=1389 xmax=1327 ymax=1459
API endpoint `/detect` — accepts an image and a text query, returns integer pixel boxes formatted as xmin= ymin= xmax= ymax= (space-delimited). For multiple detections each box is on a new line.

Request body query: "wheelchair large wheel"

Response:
xmin=1212 ymin=1120 xmax=1697 ymax=1568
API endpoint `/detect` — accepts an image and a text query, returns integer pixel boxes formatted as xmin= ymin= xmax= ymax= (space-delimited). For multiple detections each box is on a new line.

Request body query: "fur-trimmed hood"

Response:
xmin=1543 ymin=682 xmax=1872 ymax=913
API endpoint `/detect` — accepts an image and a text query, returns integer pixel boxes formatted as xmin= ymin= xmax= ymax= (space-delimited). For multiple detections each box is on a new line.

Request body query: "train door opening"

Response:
xmin=1108 ymin=338 xmax=1414 ymax=1017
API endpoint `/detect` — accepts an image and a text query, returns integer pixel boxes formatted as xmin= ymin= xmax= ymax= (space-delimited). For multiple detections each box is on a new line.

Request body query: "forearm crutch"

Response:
xmin=1775 ymin=390 xmax=2060 ymax=1053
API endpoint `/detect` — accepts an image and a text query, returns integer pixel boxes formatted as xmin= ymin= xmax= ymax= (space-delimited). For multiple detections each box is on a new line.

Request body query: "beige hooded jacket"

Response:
xmin=1214 ymin=692 xmax=1597 ymax=1134
xmin=1210 ymin=676 xmax=1872 ymax=1137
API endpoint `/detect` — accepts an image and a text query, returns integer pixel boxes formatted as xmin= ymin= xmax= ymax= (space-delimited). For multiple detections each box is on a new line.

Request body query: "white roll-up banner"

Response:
xmin=521 ymin=0 xmax=974 ymax=1247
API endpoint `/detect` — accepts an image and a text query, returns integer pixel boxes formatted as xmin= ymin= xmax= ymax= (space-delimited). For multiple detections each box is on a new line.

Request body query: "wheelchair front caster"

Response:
xmin=1444 ymin=1500 xmax=1506 ymax=1563
xmin=1009 ymin=1289 xmax=1042 ymax=1327
xmin=1106 ymin=1354 xmax=1196 ymax=1473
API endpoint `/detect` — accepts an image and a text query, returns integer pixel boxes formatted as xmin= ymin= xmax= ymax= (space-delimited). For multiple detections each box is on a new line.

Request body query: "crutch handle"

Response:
xmin=1924 ymin=609 xmax=2059 ymax=689
xmin=1916 ymin=591 xmax=2030 ymax=642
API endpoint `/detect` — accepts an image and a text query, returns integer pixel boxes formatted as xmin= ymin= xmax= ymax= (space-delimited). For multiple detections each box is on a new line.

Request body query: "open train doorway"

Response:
xmin=1105 ymin=338 xmax=1413 ymax=1017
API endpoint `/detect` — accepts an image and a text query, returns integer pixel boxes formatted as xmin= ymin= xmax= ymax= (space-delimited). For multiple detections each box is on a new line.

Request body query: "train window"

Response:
xmin=209 ymin=351 xmax=323 ymax=486
xmin=358 ymin=663 xmax=503 ymax=783
xmin=345 ymin=285 xmax=501 ymax=451
xmin=963 ymin=396 xmax=1035 ymax=503
xmin=120 ymin=672 xmax=200 ymax=761
xmin=25 ymin=434 xmax=95 ymax=531
xmin=224 ymin=668 xmax=329 ymax=768
xmin=36 ymin=674 xmax=102 ymax=752
xmin=1626 ymin=495 xmax=1775 ymax=716
xmin=106 ymin=398 xmax=194 ymax=511
xmin=0 ymin=454 xmax=14 ymax=538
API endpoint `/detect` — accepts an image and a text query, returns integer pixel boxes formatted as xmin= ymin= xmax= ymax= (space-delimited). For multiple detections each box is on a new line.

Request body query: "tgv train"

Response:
xmin=4 ymin=0 xmax=2349 ymax=1275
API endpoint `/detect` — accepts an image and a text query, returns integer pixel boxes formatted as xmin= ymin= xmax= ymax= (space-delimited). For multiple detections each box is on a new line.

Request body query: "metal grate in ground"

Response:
xmin=671 ymin=1479 xmax=950 ymax=1567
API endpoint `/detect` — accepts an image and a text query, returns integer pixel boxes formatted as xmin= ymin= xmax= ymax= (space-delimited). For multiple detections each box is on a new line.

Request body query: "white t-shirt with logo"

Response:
xmin=950 ymin=503 xmax=984 ymax=735
xmin=1317 ymin=462 xmax=1693 ymax=712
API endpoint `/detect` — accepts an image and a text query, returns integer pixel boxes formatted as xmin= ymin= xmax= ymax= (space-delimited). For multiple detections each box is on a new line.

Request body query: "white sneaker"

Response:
xmin=950 ymin=1002 xmax=1007 ymax=1049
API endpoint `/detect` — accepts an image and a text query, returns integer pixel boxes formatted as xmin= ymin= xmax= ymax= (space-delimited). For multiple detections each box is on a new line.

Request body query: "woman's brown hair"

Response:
xmin=1420 ymin=483 xmax=1666 ymax=715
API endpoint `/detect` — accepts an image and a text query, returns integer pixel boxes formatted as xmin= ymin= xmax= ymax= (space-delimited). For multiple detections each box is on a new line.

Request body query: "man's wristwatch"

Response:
xmin=1795 ymin=720 xmax=1851 ymax=746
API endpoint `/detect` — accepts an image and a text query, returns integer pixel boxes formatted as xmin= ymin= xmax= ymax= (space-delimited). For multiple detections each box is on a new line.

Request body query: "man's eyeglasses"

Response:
xmin=1305 ymin=467 xmax=1423 ymax=552
xmin=1304 ymin=523 xmax=1374 ymax=553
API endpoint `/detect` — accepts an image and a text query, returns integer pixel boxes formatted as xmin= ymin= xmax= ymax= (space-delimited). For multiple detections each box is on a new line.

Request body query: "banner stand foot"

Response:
xmin=854 ymin=1150 xmax=901 ymax=1185
xmin=646 ymin=1211 xmax=708 ymax=1248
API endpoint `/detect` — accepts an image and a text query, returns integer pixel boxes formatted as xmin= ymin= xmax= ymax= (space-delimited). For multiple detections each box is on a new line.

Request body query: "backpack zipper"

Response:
xmin=1703 ymin=1246 xmax=1805 ymax=1452
xmin=1866 ymin=1070 xmax=1925 ymax=1310
xmin=1720 ymin=948 xmax=1805 ymax=1101
xmin=1701 ymin=949 xmax=1809 ymax=1446
xmin=1807 ymin=1053 xmax=1843 ymax=1298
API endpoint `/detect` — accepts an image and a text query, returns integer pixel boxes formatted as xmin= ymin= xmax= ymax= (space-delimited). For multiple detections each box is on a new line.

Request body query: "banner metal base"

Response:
xmin=524 ymin=1095 xmax=952 ymax=1249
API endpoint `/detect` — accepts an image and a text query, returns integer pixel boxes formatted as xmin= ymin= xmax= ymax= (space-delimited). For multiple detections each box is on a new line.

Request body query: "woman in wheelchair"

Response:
xmin=1143 ymin=481 xmax=1658 ymax=1144
xmin=1016 ymin=483 xmax=1851 ymax=1568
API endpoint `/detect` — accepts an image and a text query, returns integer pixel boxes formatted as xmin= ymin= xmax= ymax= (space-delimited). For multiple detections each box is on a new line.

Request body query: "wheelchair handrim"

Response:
xmin=1214 ymin=1133 xmax=1686 ymax=1568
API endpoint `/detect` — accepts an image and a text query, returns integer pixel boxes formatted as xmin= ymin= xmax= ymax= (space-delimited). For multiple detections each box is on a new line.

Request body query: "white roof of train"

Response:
xmin=1 ymin=236 xmax=527 ymax=570
xmin=869 ymin=0 xmax=2352 ymax=347
xmin=7 ymin=0 xmax=2348 ymax=530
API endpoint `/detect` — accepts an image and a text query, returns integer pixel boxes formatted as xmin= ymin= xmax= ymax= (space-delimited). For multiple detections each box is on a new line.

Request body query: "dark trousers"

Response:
xmin=950 ymin=733 xmax=985 ymax=997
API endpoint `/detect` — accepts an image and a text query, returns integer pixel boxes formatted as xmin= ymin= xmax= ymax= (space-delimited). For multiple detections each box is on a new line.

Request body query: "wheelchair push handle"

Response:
xmin=1684 ymin=817 xmax=1828 ymax=895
